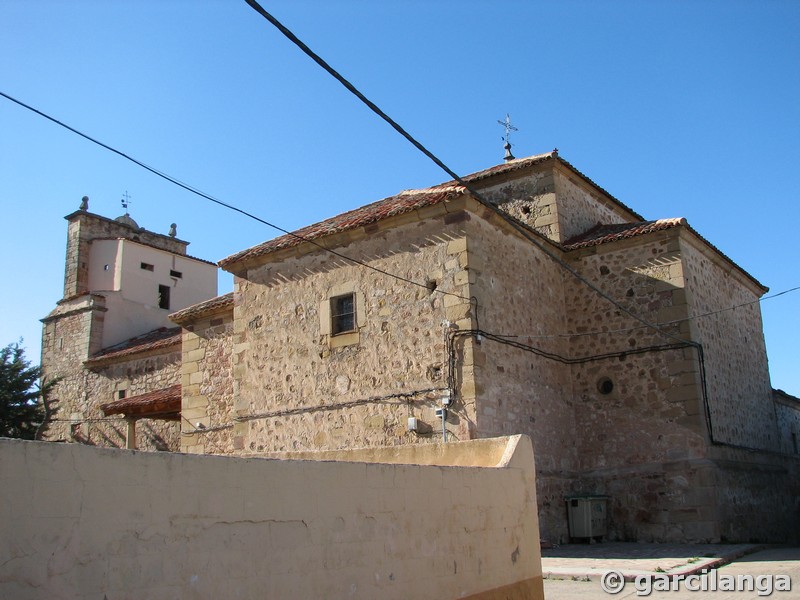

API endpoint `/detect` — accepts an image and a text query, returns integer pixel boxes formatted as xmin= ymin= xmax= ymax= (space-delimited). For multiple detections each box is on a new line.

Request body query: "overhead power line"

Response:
xmin=6 ymin=10 xmax=792 ymax=348
xmin=0 ymin=89 xmax=468 ymax=302
xmin=242 ymin=0 xmax=696 ymax=348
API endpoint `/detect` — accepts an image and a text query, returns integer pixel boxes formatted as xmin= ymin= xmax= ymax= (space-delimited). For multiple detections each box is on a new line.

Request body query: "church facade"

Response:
xmin=41 ymin=152 xmax=800 ymax=544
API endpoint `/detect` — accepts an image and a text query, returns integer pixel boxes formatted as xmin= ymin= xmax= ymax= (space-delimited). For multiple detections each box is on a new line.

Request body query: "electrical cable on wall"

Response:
xmin=181 ymin=387 xmax=447 ymax=435
xmin=242 ymin=2 xmax=798 ymax=456
xmin=5 ymin=5 xmax=793 ymax=455
xmin=445 ymin=329 xmax=697 ymax=393
xmin=445 ymin=328 xmax=713 ymax=440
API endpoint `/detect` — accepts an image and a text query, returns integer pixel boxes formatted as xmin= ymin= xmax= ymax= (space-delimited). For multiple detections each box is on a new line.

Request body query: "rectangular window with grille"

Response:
xmin=330 ymin=293 xmax=355 ymax=335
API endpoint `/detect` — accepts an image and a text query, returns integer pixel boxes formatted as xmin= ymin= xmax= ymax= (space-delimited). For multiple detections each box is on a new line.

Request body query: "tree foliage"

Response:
xmin=0 ymin=342 xmax=51 ymax=439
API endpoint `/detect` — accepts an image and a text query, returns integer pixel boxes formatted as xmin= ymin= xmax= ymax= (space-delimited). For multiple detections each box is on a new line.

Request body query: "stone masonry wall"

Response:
xmin=709 ymin=444 xmax=800 ymax=543
xmin=775 ymin=396 xmax=800 ymax=456
xmin=463 ymin=213 xmax=577 ymax=542
xmin=475 ymin=164 xmax=633 ymax=246
xmin=80 ymin=352 xmax=181 ymax=451
xmin=478 ymin=168 xmax=561 ymax=241
xmin=565 ymin=233 xmax=706 ymax=467
xmin=40 ymin=298 xmax=180 ymax=451
xmin=561 ymin=232 xmax=717 ymax=542
xmin=40 ymin=297 xmax=102 ymax=443
xmin=230 ymin=206 xmax=477 ymax=454
xmin=553 ymin=168 xmax=631 ymax=243
xmin=180 ymin=311 xmax=235 ymax=454
xmin=680 ymin=237 xmax=777 ymax=451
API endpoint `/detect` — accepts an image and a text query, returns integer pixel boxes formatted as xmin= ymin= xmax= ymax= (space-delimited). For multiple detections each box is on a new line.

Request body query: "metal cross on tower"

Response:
xmin=497 ymin=114 xmax=518 ymax=162
xmin=121 ymin=191 xmax=132 ymax=214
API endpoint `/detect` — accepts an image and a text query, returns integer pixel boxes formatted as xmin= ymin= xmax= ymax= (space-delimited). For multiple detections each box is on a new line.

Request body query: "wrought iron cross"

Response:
xmin=121 ymin=191 xmax=132 ymax=213
xmin=497 ymin=113 xmax=518 ymax=146
xmin=498 ymin=114 xmax=518 ymax=161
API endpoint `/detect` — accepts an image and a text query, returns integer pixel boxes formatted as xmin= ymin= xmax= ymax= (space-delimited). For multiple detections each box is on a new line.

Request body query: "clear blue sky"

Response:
xmin=1 ymin=1 xmax=798 ymax=394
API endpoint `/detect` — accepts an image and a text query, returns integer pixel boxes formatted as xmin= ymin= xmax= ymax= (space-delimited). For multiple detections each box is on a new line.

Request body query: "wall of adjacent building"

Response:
xmin=63 ymin=211 xmax=188 ymax=299
xmin=774 ymin=393 xmax=800 ymax=456
xmin=709 ymin=444 xmax=800 ymax=543
xmin=40 ymin=297 xmax=181 ymax=451
xmin=180 ymin=310 xmax=236 ymax=454
xmin=87 ymin=239 xmax=217 ymax=349
xmin=0 ymin=435 xmax=544 ymax=600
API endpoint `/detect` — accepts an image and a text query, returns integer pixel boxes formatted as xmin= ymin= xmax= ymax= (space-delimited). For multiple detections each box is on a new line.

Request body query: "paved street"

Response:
xmin=543 ymin=546 xmax=800 ymax=599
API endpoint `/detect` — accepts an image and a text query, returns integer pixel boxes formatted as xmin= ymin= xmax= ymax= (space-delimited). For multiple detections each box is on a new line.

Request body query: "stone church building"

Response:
xmin=40 ymin=151 xmax=800 ymax=544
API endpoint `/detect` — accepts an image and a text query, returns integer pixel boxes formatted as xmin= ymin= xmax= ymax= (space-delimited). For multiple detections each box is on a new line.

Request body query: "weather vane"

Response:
xmin=497 ymin=114 xmax=518 ymax=161
xmin=121 ymin=191 xmax=132 ymax=214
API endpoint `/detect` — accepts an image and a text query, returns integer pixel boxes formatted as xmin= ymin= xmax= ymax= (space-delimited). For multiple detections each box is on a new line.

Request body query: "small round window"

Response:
xmin=597 ymin=377 xmax=614 ymax=395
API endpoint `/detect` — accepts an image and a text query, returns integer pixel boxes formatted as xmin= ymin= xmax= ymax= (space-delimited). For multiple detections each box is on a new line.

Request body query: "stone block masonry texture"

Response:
xmin=230 ymin=212 xmax=477 ymax=455
xmin=180 ymin=315 xmax=235 ymax=454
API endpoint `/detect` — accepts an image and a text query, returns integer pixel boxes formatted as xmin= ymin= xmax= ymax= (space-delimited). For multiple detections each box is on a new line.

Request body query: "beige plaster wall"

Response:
xmin=88 ymin=239 xmax=217 ymax=349
xmin=0 ymin=435 xmax=543 ymax=600
xmin=63 ymin=211 xmax=188 ymax=299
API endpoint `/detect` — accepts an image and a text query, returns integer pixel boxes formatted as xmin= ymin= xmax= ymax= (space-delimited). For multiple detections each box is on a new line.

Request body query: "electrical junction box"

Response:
xmin=435 ymin=408 xmax=446 ymax=419
xmin=407 ymin=417 xmax=419 ymax=432
xmin=565 ymin=496 xmax=608 ymax=541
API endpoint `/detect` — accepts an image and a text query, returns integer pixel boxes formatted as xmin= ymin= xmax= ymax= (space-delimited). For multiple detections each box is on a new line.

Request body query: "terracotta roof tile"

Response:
xmin=218 ymin=151 xmax=644 ymax=270
xmin=563 ymin=218 xmax=767 ymax=292
xmin=563 ymin=218 xmax=687 ymax=250
xmin=100 ymin=384 xmax=181 ymax=418
xmin=169 ymin=292 xmax=234 ymax=324
xmin=85 ymin=326 xmax=181 ymax=365
xmin=218 ymin=153 xmax=557 ymax=269
xmin=218 ymin=187 xmax=464 ymax=269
